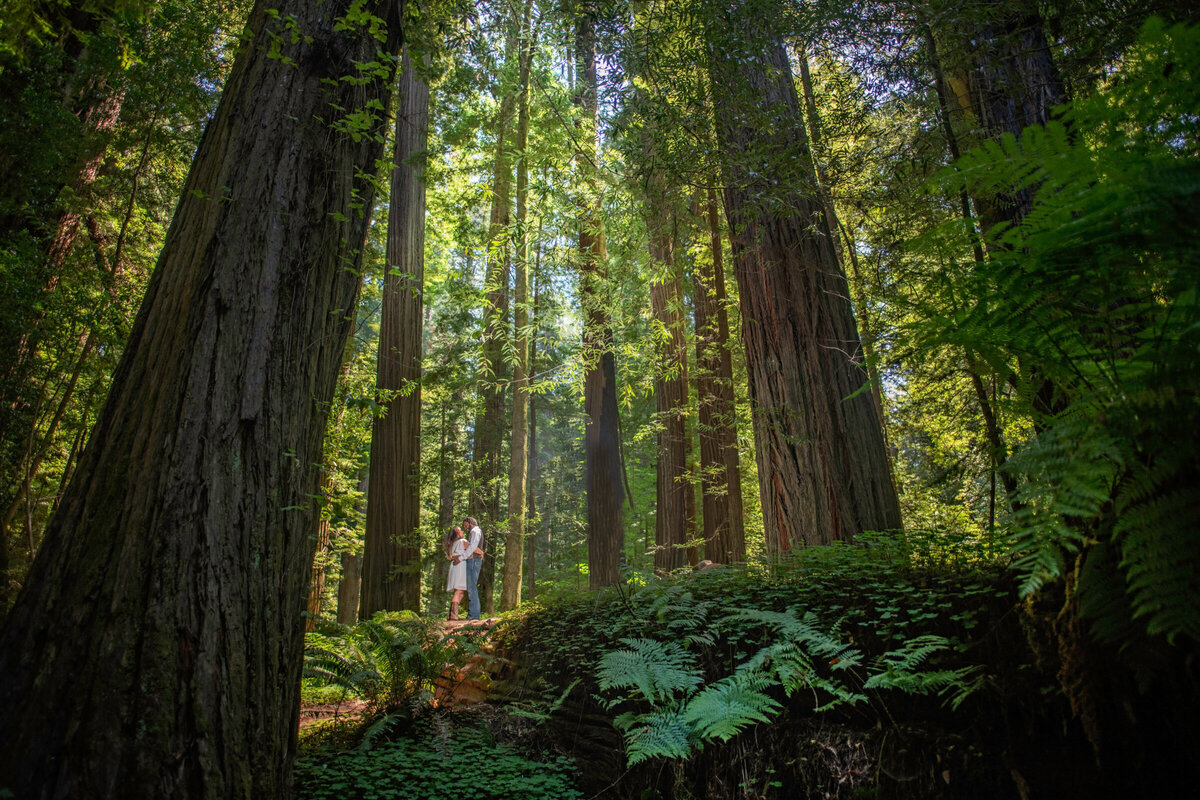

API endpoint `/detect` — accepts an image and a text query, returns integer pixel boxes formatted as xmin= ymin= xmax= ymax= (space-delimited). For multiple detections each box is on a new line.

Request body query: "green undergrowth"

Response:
xmin=301 ymin=679 xmax=358 ymax=706
xmin=503 ymin=530 xmax=1019 ymax=767
xmin=295 ymin=714 xmax=583 ymax=800
xmin=303 ymin=610 xmax=482 ymax=714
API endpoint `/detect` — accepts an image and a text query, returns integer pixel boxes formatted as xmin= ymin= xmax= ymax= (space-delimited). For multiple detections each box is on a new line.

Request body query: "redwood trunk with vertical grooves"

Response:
xmin=960 ymin=10 xmax=1066 ymax=235
xmin=306 ymin=489 xmax=333 ymax=631
xmin=361 ymin=49 xmax=429 ymax=617
xmin=576 ymin=5 xmax=623 ymax=587
xmin=958 ymin=10 xmax=1068 ymax=425
xmin=502 ymin=0 xmax=535 ymax=611
xmin=706 ymin=6 xmax=899 ymax=550
xmin=471 ymin=22 xmax=519 ymax=614
xmin=648 ymin=188 xmax=690 ymax=573
xmin=694 ymin=190 xmax=745 ymax=563
xmin=0 ymin=2 xmax=402 ymax=796
xmin=795 ymin=51 xmax=890 ymax=450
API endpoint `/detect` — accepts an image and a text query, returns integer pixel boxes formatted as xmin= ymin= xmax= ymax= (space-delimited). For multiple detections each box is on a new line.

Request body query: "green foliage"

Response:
xmin=514 ymin=539 xmax=1005 ymax=768
xmin=861 ymin=635 xmax=980 ymax=709
xmin=915 ymin=18 xmax=1200 ymax=656
xmin=597 ymin=638 xmax=702 ymax=705
xmin=303 ymin=612 xmax=477 ymax=713
xmin=295 ymin=721 xmax=583 ymax=800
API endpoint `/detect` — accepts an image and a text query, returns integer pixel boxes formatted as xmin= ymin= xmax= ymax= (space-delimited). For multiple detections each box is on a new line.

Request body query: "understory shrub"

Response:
xmin=508 ymin=534 xmax=1012 ymax=768
xmin=303 ymin=611 xmax=478 ymax=714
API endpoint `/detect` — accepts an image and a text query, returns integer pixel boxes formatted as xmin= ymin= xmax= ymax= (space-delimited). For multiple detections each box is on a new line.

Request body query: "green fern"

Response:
xmin=615 ymin=709 xmax=693 ymax=765
xmin=596 ymin=638 xmax=703 ymax=706
xmin=863 ymin=635 xmax=979 ymax=709
xmin=303 ymin=612 xmax=476 ymax=713
xmin=909 ymin=18 xmax=1200 ymax=660
xmin=681 ymin=674 xmax=782 ymax=742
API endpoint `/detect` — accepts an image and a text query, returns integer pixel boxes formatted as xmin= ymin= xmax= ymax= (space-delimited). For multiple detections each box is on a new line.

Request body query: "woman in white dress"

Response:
xmin=445 ymin=526 xmax=468 ymax=620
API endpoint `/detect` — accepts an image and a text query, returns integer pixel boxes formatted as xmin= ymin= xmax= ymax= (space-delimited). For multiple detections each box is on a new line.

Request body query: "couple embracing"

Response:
xmin=445 ymin=517 xmax=484 ymax=621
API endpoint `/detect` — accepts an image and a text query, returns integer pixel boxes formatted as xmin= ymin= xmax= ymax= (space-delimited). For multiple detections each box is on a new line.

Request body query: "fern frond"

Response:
xmin=621 ymin=709 xmax=693 ymax=765
xmin=359 ymin=713 xmax=403 ymax=752
xmin=682 ymin=676 xmax=782 ymax=742
xmin=596 ymin=638 xmax=702 ymax=706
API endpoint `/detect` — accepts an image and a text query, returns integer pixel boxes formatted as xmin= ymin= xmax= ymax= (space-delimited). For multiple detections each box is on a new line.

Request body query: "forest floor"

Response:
xmin=298 ymin=698 xmax=369 ymax=730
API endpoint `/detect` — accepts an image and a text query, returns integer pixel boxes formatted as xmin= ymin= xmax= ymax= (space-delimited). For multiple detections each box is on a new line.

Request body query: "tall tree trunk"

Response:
xmin=526 ymin=249 xmax=542 ymax=600
xmin=0 ymin=2 xmax=402 ymax=796
xmin=306 ymin=476 xmax=334 ymax=632
xmin=471 ymin=21 xmax=519 ymax=614
xmin=501 ymin=0 xmax=535 ymax=611
xmin=927 ymin=20 xmax=1048 ymax=499
xmin=361 ymin=49 xmax=430 ymax=617
xmin=957 ymin=9 xmax=1067 ymax=235
xmin=959 ymin=9 xmax=1068 ymax=426
xmin=337 ymin=551 xmax=363 ymax=625
xmin=338 ymin=474 xmax=369 ymax=626
xmin=575 ymin=4 xmax=623 ymax=587
xmin=705 ymin=4 xmax=900 ymax=549
xmin=646 ymin=178 xmax=690 ymax=573
xmin=795 ymin=49 xmax=890 ymax=452
xmin=694 ymin=189 xmax=745 ymax=563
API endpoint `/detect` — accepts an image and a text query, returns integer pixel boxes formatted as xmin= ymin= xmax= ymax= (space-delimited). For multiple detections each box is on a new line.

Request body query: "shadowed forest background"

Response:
xmin=0 ymin=0 xmax=1198 ymax=797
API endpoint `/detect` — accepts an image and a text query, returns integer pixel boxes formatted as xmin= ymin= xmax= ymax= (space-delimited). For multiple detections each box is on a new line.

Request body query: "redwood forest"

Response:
xmin=0 ymin=0 xmax=1197 ymax=798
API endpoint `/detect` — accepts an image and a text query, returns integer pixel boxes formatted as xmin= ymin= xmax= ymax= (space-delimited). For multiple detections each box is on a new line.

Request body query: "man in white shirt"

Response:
xmin=461 ymin=517 xmax=484 ymax=620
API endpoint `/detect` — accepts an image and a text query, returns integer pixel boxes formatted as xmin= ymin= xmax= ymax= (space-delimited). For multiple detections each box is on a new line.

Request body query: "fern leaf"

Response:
xmin=682 ymin=677 xmax=782 ymax=742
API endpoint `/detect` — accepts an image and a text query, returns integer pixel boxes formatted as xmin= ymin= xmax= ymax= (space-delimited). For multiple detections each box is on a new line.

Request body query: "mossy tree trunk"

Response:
xmin=575 ymin=3 xmax=624 ymax=587
xmin=501 ymin=0 xmax=535 ymax=611
xmin=0 ymin=1 xmax=402 ymax=796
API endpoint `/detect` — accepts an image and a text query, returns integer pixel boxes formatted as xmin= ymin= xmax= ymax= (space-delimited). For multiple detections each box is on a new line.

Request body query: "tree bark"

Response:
xmin=337 ymin=551 xmax=363 ymax=625
xmin=361 ymin=48 xmax=429 ymax=617
xmin=0 ymin=2 xmax=402 ymax=796
xmin=526 ymin=251 xmax=542 ymax=600
xmin=958 ymin=9 xmax=1068 ymax=426
xmin=647 ymin=181 xmax=690 ymax=573
xmin=338 ymin=474 xmax=369 ymax=626
xmin=958 ymin=9 xmax=1067 ymax=235
xmin=575 ymin=4 xmax=624 ymax=587
xmin=705 ymin=5 xmax=900 ymax=549
xmin=694 ymin=189 xmax=745 ymax=563
xmin=306 ymin=478 xmax=334 ymax=632
xmin=501 ymin=0 xmax=535 ymax=611
xmin=927 ymin=19 xmax=1054 ymax=489
xmin=471 ymin=20 xmax=519 ymax=614
xmin=795 ymin=50 xmax=890 ymax=455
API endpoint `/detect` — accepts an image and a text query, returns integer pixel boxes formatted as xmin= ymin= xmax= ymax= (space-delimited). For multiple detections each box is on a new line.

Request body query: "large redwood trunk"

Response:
xmin=694 ymin=189 xmax=745 ymax=563
xmin=958 ymin=9 xmax=1067 ymax=235
xmin=647 ymin=185 xmax=691 ymax=573
xmin=575 ymin=4 xmax=624 ymax=587
xmin=360 ymin=49 xmax=429 ymax=617
xmin=706 ymin=4 xmax=899 ymax=549
xmin=501 ymin=0 xmax=536 ymax=611
xmin=471 ymin=20 xmax=518 ymax=614
xmin=0 ymin=2 xmax=402 ymax=796
xmin=961 ymin=9 xmax=1068 ymax=425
